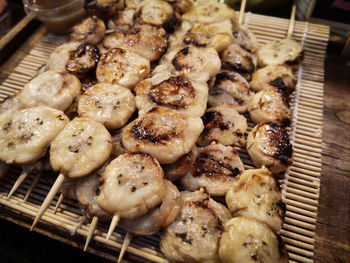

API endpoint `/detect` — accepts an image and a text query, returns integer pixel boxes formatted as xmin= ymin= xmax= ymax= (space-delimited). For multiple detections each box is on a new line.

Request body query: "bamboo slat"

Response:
xmin=0 ymin=11 xmax=329 ymax=263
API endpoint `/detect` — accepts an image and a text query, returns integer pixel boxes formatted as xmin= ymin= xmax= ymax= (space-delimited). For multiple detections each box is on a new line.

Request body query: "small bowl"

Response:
xmin=23 ymin=0 xmax=86 ymax=34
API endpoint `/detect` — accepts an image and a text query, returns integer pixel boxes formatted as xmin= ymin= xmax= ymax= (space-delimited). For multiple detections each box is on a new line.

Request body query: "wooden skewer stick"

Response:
xmin=84 ymin=216 xmax=99 ymax=251
xmin=118 ymin=232 xmax=133 ymax=263
xmin=7 ymin=166 xmax=33 ymax=198
xmin=238 ymin=0 xmax=247 ymax=25
xmin=30 ymin=173 xmax=65 ymax=231
xmin=53 ymin=193 xmax=64 ymax=214
xmin=106 ymin=214 xmax=120 ymax=241
xmin=70 ymin=215 xmax=87 ymax=236
xmin=287 ymin=2 xmax=297 ymax=39
xmin=23 ymin=165 xmax=43 ymax=202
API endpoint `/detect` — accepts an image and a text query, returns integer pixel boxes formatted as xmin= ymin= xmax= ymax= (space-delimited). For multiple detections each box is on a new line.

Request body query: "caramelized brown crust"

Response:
xmin=66 ymin=44 xmax=100 ymax=77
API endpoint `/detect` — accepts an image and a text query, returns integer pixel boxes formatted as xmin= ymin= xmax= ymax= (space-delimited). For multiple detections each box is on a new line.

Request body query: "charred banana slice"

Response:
xmin=135 ymin=73 xmax=208 ymax=117
xmin=182 ymin=143 xmax=245 ymax=196
xmin=250 ymin=64 xmax=296 ymax=95
xmin=257 ymin=38 xmax=304 ymax=69
xmin=96 ymin=47 xmax=150 ymax=89
xmin=122 ymin=107 xmax=204 ymax=164
xmin=248 ymin=86 xmax=292 ymax=126
xmin=198 ymin=104 xmax=247 ymax=147
xmin=99 ymin=24 xmax=168 ymax=61
xmin=247 ymin=122 xmax=293 ymax=173
xmin=68 ymin=16 xmax=106 ymax=45
xmin=208 ymin=71 xmax=254 ymax=113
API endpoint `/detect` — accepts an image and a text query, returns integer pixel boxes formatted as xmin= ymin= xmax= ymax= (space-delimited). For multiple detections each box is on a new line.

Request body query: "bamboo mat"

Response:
xmin=0 ymin=13 xmax=329 ymax=263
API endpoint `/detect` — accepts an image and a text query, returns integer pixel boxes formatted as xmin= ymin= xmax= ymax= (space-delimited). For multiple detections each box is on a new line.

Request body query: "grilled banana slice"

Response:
xmin=182 ymin=144 xmax=244 ymax=196
xmin=182 ymin=0 xmax=236 ymax=24
xmin=160 ymin=190 xmax=231 ymax=263
xmin=183 ymin=19 xmax=234 ymax=52
xmin=99 ymin=24 xmax=168 ymax=61
xmin=110 ymin=128 xmax=129 ymax=158
xmin=78 ymin=83 xmax=136 ymax=129
xmin=95 ymin=152 xmax=165 ymax=219
xmin=163 ymin=145 xmax=198 ymax=182
xmin=232 ymin=24 xmax=259 ymax=52
xmin=50 ymin=117 xmax=112 ymax=178
xmin=0 ymin=106 xmax=69 ymax=165
xmin=198 ymin=104 xmax=247 ymax=147
xmin=134 ymin=0 xmax=178 ymax=33
xmin=153 ymin=45 xmax=221 ymax=83
xmin=219 ymin=217 xmax=289 ymax=263
xmin=221 ymin=43 xmax=257 ymax=80
xmin=248 ymin=86 xmax=292 ymax=126
xmin=208 ymin=71 xmax=254 ymax=113
xmin=226 ymin=167 xmax=286 ymax=233
xmin=0 ymin=94 xmax=23 ymax=115
xmin=257 ymin=38 xmax=304 ymax=69
xmin=247 ymin=122 xmax=293 ymax=173
xmin=119 ymin=180 xmax=181 ymax=235
xmin=122 ymin=107 xmax=204 ymax=164
xmin=135 ymin=73 xmax=208 ymax=117
xmin=108 ymin=8 xmax=136 ymax=30
xmin=250 ymin=64 xmax=296 ymax=94
xmin=46 ymin=42 xmax=100 ymax=78
xmin=68 ymin=16 xmax=106 ymax=45
xmin=96 ymin=47 xmax=150 ymax=89
xmin=19 ymin=70 xmax=81 ymax=111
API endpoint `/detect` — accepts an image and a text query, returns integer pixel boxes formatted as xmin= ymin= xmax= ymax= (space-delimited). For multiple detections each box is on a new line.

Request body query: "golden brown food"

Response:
xmin=0 ymin=106 xmax=69 ymax=165
xmin=135 ymin=73 xmax=208 ymax=117
xmin=160 ymin=190 xmax=232 ymax=263
xmin=219 ymin=217 xmax=289 ymax=263
xmin=248 ymin=86 xmax=292 ymax=126
xmin=50 ymin=117 xmax=112 ymax=178
xmin=78 ymin=83 xmax=136 ymax=129
xmin=198 ymin=104 xmax=247 ymax=147
xmin=182 ymin=143 xmax=245 ymax=196
xmin=247 ymin=122 xmax=293 ymax=173
xmin=122 ymin=107 xmax=203 ymax=164
xmin=95 ymin=152 xmax=165 ymax=219
xmin=208 ymin=71 xmax=254 ymax=113
xmin=257 ymin=38 xmax=304 ymax=69
xmin=250 ymin=64 xmax=296 ymax=95
xmin=68 ymin=16 xmax=106 ymax=45
xmin=225 ymin=167 xmax=286 ymax=233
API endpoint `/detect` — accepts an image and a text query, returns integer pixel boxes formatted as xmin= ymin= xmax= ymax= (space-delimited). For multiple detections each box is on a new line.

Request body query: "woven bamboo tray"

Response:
xmin=0 ymin=12 xmax=329 ymax=263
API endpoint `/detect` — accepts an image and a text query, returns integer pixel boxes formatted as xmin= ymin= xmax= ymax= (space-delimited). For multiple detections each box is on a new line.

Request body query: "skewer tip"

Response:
xmin=118 ymin=232 xmax=133 ymax=263
xmin=106 ymin=214 xmax=120 ymax=241
xmin=84 ymin=216 xmax=99 ymax=251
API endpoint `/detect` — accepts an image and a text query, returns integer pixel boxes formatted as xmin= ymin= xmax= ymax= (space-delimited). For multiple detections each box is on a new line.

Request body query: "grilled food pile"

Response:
xmin=0 ymin=0 xmax=304 ymax=262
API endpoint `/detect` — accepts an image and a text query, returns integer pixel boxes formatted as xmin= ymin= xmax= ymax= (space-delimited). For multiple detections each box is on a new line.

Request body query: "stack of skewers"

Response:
xmin=0 ymin=0 xmax=305 ymax=262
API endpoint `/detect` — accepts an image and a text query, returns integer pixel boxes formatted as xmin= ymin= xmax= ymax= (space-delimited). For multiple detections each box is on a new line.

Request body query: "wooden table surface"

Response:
xmin=314 ymin=42 xmax=350 ymax=263
xmin=0 ymin=28 xmax=349 ymax=263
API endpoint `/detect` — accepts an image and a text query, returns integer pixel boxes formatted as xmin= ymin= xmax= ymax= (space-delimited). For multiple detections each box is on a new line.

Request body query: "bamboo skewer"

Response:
xmin=30 ymin=173 xmax=65 ymax=231
xmin=7 ymin=164 xmax=35 ymax=198
xmin=53 ymin=193 xmax=64 ymax=214
xmin=7 ymin=170 xmax=30 ymax=198
xmin=287 ymin=2 xmax=296 ymax=39
xmin=118 ymin=232 xmax=133 ymax=263
xmin=84 ymin=216 xmax=99 ymax=251
xmin=23 ymin=162 xmax=44 ymax=202
xmin=238 ymin=0 xmax=247 ymax=25
xmin=106 ymin=214 xmax=120 ymax=241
